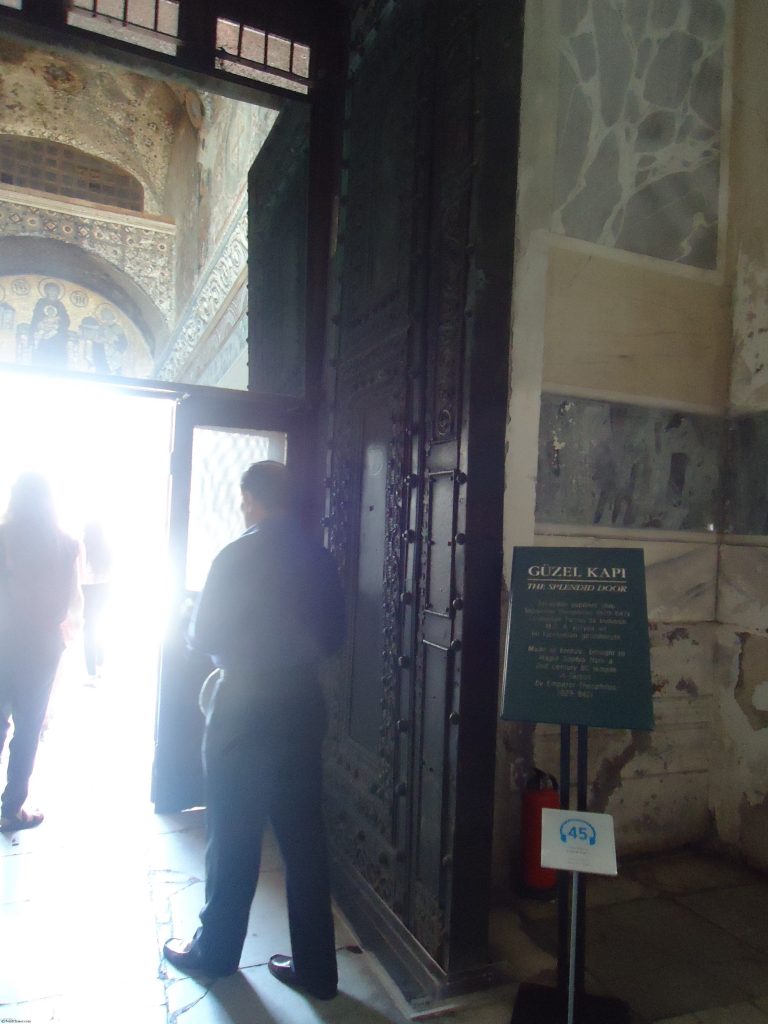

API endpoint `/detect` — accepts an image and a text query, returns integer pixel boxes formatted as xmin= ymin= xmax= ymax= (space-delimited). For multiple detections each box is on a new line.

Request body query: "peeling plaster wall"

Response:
xmin=496 ymin=0 xmax=738 ymax=893
xmin=710 ymin=1 xmax=768 ymax=874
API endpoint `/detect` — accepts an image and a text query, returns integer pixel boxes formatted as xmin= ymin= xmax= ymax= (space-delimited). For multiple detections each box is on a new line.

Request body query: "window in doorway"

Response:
xmin=215 ymin=18 xmax=310 ymax=94
xmin=0 ymin=0 xmax=22 ymax=9
xmin=186 ymin=426 xmax=287 ymax=592
xmin=68 ymin=0 xmax=180 ymax=56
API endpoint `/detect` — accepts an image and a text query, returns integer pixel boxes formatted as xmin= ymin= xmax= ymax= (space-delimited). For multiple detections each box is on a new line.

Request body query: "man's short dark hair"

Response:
xmin=240 ymin=461 xmax=291 ymax=512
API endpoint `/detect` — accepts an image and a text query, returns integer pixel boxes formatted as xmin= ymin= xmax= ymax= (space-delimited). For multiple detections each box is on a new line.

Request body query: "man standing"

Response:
xmin=163 ymin=461 xmax=344 ymax=1001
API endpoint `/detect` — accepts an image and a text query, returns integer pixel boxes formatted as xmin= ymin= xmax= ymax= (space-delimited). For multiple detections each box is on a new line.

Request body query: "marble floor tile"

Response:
xmin=488 ymin=907 xmax=557 ymax=983
xmin=586 ymin=897 xmax=763 ymax=968
xmin=703 ymin=959 xmax=768 ymax=1001
xmin=622 ymin=851 xmax=762 ymax=895
xmin=585 ymin=957 xmax=750 ymax=1022
xmin=655 ymin=1006 xmax=768 ymax=1024
xmin=677 ymin=885 xmax=768 ymax=956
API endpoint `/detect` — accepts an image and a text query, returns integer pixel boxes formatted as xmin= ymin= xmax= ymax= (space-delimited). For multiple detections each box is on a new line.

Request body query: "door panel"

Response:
xmin=151 ymin=392 xmax=306 ymax=813
xmin=322 ymin=0 xmax=520 ymax=997
xmin=248 ymin=103 xmax=309 ymax=397
xmin=348 ymin=404 xmax=390 ymax=751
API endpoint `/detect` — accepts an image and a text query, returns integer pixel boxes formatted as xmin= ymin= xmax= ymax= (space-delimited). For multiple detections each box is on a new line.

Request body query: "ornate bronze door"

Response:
xmin=322 ymin=0 xmax=521 ymax=999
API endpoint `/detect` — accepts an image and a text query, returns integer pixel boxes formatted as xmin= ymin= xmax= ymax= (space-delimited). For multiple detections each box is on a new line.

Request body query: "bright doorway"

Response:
xmin=0 ymin=369 xmax=176 ymax=814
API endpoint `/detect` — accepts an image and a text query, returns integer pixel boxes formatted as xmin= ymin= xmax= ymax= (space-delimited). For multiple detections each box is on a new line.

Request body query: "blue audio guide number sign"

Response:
xmin=541 ymin=809 xmax=617 ymax=876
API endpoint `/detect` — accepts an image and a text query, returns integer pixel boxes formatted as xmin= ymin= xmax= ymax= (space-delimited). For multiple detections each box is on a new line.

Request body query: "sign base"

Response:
xmin=510 ymin=983 xmax=632 ymax=1024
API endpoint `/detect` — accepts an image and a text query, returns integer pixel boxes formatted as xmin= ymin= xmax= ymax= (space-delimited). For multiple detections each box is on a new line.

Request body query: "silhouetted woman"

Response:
xmin=0 ymin=473 xmax=79 ymax=831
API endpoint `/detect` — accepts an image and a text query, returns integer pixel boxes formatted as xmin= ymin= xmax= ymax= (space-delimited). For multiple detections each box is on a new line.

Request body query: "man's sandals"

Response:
xmin=0 ymin=808 xmax=44 ymax=832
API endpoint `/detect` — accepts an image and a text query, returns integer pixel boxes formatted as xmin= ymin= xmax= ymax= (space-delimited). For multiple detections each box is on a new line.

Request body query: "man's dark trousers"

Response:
xmin=192 ymin=666 xmax=337 ymax=991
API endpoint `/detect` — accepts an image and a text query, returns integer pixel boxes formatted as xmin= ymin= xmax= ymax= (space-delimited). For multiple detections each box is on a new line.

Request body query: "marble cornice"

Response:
xmin=0 ymin=184 xmax=175 ymax=233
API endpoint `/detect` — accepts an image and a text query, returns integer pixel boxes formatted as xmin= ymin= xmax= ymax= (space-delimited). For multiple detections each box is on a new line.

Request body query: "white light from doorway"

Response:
xmin=0 ymin=372 xmax=175 ymax=685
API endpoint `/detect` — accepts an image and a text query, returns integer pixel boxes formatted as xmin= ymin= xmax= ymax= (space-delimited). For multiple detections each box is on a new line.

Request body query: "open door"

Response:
xmin=151 ymin=389 xmax=309 ymax=813
xmin=320 ymin=0 xmax=520 ymax=999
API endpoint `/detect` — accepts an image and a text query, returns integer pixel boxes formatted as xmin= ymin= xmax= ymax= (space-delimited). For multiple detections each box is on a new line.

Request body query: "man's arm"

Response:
xmin=188 ymin=547 xmax=237 ymax=661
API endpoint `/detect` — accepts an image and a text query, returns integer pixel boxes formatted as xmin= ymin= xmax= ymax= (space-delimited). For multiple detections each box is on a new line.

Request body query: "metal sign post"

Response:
xmin=503 ymin=548 xmax=654 ymax=1024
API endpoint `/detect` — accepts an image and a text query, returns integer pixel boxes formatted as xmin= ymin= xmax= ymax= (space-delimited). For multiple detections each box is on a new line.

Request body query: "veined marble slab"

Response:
xmin=537 ymin=395 xmax=723 ymax=533
xmin=710 ymin=626 xmax=768 ymax=870
xmin=552 ymin=0 xmax=727 ymax=270
xmin=717 ymin=544 xmax=768 ymax=633
xmin=731 ymin=251 xmax=768 ymax=412
xmin=725 ymin=412 xmax=768 ymax=536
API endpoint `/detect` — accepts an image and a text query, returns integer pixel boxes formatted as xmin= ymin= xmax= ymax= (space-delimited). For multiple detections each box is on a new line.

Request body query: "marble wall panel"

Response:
xmin=649 ymin=620 xmax=717 ymax=697
xmin=530 ymin=741 xmax=711 ymax=856
xmin=524 ymin=622 xmax=717 ymax=856
xmin=543 ymin=245 xmax=730 ymax=409
xmin=553 ymin=0 xmax=726 ymax=268
xmin=605 ymin=773 xmax=711 ymax=856
xmin=728 ymin=2 xmax=768 ymax=410
xmin=730 ymin=252 xmax=768 ymax=413
xmin=534 ymin=535 xmax=717 ymax=621
xmin=717 ymin=544 xmax=768 ymax=634
xmin=724 ymin=412 xmax=768 ymax=535
xmin=711 ymin=626 xmax=768 ymax=871
xmin=537 ymin=394 xmax=723 ymax=531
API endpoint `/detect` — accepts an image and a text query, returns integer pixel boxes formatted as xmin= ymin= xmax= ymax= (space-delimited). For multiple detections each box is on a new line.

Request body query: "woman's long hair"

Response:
xmin=4 ymin=472 xmax=59 ymax=531
xmin=1 ymin=474 xmax=75 ymax=632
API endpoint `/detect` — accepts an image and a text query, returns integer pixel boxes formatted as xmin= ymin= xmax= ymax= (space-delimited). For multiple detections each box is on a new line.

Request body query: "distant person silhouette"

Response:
xmin=82 ymin=521 xmax=112 ymax=681
xmin=0 ymin=473 xmax=80 ymax=831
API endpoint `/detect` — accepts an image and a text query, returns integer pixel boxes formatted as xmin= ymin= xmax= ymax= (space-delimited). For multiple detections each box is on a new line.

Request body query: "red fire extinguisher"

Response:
xmin=521 ymin=768 xmax=559 ymax=897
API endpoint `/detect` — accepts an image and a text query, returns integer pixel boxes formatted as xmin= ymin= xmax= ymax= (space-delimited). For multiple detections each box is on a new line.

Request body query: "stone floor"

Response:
xmin=1 ymin=648 xmax=767 ymax=1024
xmin=491 ymin=847 xmax=768 ymax=1024
xmin=0 ymin=649 xmax=515 ymax=1024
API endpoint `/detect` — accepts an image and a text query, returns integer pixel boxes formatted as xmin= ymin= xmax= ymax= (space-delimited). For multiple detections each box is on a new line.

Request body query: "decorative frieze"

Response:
xmin=0 ymin=188 xmax=175 ymax=323
xmin=186 ymin=278 xmax=248 ymax=387
xmin=155 ymin=200 xmax=248 ymax=381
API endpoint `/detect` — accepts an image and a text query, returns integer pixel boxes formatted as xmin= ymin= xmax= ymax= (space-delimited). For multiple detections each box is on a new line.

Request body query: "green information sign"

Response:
xmin=501 ymin=547 xmax=654 ymax=730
